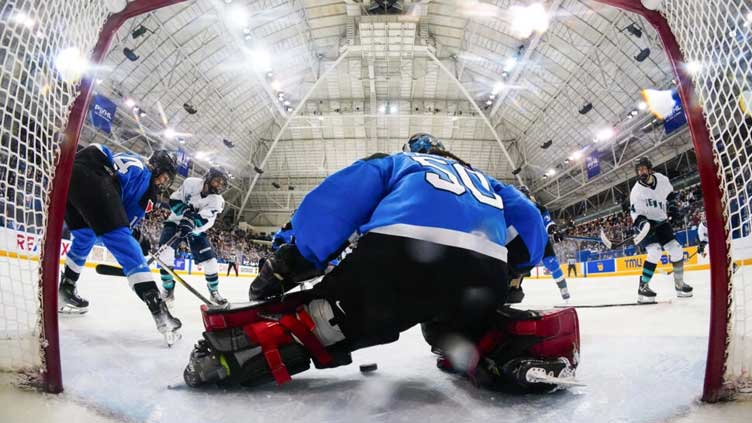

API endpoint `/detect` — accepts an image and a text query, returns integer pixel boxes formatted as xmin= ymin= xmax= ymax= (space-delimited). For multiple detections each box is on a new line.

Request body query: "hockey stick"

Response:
xmin=95 ymin=233 xmax=182 ymax=277
xmin=151 ymin=254 xmax=218 ymax=307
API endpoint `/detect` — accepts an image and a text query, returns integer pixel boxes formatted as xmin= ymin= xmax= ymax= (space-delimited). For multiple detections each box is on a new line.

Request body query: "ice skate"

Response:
xmin=504 ymin=357 xmax=583 ymax=390
xmin=675 ymin=281 xmax=693 ymax=298
xmin=145 ymin=290 xmax=182 ymax=346
xmin=209 ymin=290 xmax=228 ymax=305
xmin=638 ymin=281 xmax=657 ymax=304
xmin=58 ymin=274 xmax=89 ymax=314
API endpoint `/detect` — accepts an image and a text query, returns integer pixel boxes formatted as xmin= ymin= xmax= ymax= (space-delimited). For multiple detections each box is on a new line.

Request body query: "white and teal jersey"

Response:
xmin=292 ymin=152 xmax=509 ymax=269
xmin=630 ymin=172 xmax=673 ymax=222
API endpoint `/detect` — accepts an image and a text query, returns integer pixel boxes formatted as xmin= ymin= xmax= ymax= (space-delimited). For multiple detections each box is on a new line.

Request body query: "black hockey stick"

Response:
xmin=151 ymin=254 xmax=218 ymax=306
xmin=95 ymin=233 xmax=182 ymax=277
xmin=599 ymin=224 xmax=649 ymax=250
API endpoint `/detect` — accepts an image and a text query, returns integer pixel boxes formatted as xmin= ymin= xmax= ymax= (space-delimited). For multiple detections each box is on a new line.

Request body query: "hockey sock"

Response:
xmin=556 ymin=279 xmax=568 ymax=290
xmin=160 ymin=268 xmax=175 ymax=290
xmin=63 ymin=265 xmax=81 ymax=283
xmin=134 ymin=282 xmax=162 ymax=314
xmin=206 ymin=273 xmax=219 ymax=292
xmin=671 ymin=260 xmax=684 ymax=286
xmin=640 ymin=261 xmax=658 ymax=284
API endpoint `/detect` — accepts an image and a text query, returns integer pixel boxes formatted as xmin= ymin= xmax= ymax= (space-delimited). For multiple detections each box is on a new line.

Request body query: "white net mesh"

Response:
xmin=659 ymin=0 xmax=752 ymax=396
xmin=0 ymin=0 xmax=110 ymax=382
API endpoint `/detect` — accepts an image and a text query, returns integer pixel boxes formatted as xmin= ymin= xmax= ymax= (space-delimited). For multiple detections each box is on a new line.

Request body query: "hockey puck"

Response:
xmin=360 ymin=363 xmax=378 ymax=373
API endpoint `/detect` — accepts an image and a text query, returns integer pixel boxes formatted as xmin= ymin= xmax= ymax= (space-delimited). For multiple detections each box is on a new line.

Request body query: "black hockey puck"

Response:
xmin=360 ymin=363 xmax=378 ymax=373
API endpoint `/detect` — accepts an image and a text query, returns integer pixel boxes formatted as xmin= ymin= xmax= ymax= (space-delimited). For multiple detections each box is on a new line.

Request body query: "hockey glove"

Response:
xmin=249 ymin=244 xmax=323 ymax=300
xmin=177 ymin=217 xmax=195 ymax=239
xmin=632 ymin=216 xmax=651 ymax=245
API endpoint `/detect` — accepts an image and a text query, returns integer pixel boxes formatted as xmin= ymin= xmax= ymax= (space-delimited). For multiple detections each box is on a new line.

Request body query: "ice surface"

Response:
xmin=3 ymin=268 xmax=752 ymax=422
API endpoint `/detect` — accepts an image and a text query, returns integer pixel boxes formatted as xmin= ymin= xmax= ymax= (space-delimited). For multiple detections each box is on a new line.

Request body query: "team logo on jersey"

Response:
xmin=145 ymin=199 xmax=154 ymax=214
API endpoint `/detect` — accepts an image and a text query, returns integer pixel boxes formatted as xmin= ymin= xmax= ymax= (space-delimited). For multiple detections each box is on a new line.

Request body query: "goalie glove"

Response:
xmin=249 ymin=244 xmax=323 ymax=301
xmin=632 ymin=216 xmax=651 ymax=245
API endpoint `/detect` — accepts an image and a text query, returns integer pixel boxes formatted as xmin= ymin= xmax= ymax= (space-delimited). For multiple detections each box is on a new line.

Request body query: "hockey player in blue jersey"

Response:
xmin=59 ymin=144 xmax=182 ymax=344
xmin=271 ymin=221 xmax=294 ymax=251
xmin=182 ymin=133 xmax=579 ymax=392
xmin=510 ymin=186 xmax=571 ymax=301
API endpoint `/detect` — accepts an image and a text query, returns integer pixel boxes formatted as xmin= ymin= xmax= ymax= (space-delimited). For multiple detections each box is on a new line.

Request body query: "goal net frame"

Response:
xmin=0 ymin=0 xmax=740 ymax=402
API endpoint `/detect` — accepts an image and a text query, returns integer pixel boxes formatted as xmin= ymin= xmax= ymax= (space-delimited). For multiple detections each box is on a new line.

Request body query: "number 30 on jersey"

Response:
xmin=410 ymin=155 xmax=504 ymax=210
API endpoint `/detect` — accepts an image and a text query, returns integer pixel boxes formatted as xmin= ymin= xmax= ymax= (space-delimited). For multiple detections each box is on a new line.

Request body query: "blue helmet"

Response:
xmin=403 ymin=133 xmax=445 ymax=154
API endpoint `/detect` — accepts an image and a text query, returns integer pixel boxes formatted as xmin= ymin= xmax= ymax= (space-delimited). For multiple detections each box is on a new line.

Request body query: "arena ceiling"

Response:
xmin=90 ymin=0 xmax=694 ymax=227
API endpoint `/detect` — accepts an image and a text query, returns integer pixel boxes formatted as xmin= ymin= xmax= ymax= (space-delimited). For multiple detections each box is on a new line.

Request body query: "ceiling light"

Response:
xmin=489 ymin=94 xmax=496 ymax=100
xmin=271 ymin=80 xmax=281 ymax=91
xmin=266 ymin=71 xmax=274 ymax=78
xmin=12 ymin=12 xmax=35 ymax=27
xmin=501 ymin=71 xmax=509 ymax=78
xmin=224 ymin=0 xmax=233 ymax=4
xmin=95 ymin=79 xmax=103 ymax=84
xmin=546 ymin=168 xmax=556 ymax=177
xmin=503 ymin=57 xmax=517 ymax=72
xmin=244 ymin=34 xmax=252 ymax=41
xmin=243 ymin=27 xmax=252 ymax=35
xmin=564 ymin=159 xmax=570 ymax=165
xmin=183 ymin=102 xmax=198 ymax=114
xmin=634 ymin=48 xmax=651 ymax=62
xmin=492 ymin=81 xmax=505 ymax=94
xmin=124 ymin=98 xmax=137 ymax=108
xmin=378 ymin=104 xmax=386 ymax=114
xmin=131 ymin=25 xmax=149 ymax=39
xmin=540 ymin=140 xmax=553 ymax=149
xmin=283 ymin=100 xmax=291 ymax=106
xmin=625 ymin=23 xmax=642 ymax=38
xmin=54 ymin=47 xmax=88 ymax=83
xmin=686 ymin=60 xmax=702 ymax=75
xmin=318 ymin=116 xmax=324 ymax=121
xmin=226 ymin=4 xmax=249 ymax=28
xmin=571 ymin=150 xmax=583 ymax=160
xmin=542 ymin=174 xmax=548 ymax=180
xmin=285 ymin=106 xmax=293 ymax=112
xmin=510 ymin=3 xmax=550 ymax=39
xmin=638 ymin=101 xmax=648 ymax=111
xmin=595 ymin=127 xmax=615 ymax=142
xmin=177 ymin=137 xmax=185 ymax=144
xmin=389 ymin=104 xmax=399 ymax=114
xmin=251 ymin=48 xmax=271 ymax=72
xmin=486 ymin=100 xmax=493 ymax=105
xmin=139 ymin=111 xmax=146 ymax=117
xmin=164 ymin=128 xmax=176 ymax=139
xmin=578 ymin=102 xmax=593 ymax=115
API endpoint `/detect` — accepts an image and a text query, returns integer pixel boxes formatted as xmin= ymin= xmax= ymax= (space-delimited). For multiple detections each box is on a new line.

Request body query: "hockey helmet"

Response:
xmin=148 ymin=150 xmax=177 ymax=188
xmin=634 ymin=156 xmax=653 ymax=183
xmin=204 ymin=166 xmax=229 ymax=195
xmin=403 ymin=133 xmax=445 ymax=154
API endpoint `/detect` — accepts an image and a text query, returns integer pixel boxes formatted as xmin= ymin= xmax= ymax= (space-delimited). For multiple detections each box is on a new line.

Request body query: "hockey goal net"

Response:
xmin=596 ymin=0 xmax=751 ymax=403
xmin=0 ymin=0 xmax=183 ymax=393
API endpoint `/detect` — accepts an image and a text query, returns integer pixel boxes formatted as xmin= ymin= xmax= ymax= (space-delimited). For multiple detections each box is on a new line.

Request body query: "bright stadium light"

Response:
xmin=492 ymin=81 xmax=505 ymax=94
xmin=571 ymin=150 xmax=583 ymax=160
xmin=596 ymin=127 xmax=615 ymax=142
xmin=503 ymin=57 xmax=518 ymax=72
xmin=638 ymin=101 xmax=648 ymax=111
xmin=270 ymin=80 xmax=281 ymax=91
xmin=389 ymin=104 xmax=399 ymax=114
xmin=510 ymin=3 xmax=550 ymax=39
xmin=378 ymin=104 xmax=386 ymax=114
xmin=686 ymin=60 xmax=703 ymax=75
xmin=163 ymin=128 xmax=176 ymax=139
xmin=546 ymin=168 xmax=556 ymax=177
xmin=54 ymin=47 xmax=89 ymax=83
xmin=124 ymin=98 xmax=137 ymax=108
xmin=251 ymin=48 xmax=271 ymax=72
xmin=226 ymin=4 xmax=249 ymax=28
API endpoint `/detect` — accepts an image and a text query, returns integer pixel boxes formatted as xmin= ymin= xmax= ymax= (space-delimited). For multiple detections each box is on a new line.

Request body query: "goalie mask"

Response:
xmin=403 ymin=133 xmax=445 ymax=154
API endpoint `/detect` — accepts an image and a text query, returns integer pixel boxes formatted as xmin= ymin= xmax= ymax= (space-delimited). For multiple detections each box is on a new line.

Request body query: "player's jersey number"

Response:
xmin=410 ymin=155 xmax=504 ymax=210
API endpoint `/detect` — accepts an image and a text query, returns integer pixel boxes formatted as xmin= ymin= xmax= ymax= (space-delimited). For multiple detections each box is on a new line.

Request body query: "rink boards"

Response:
xmin=0 ymin=227 xmax=259 ymax=278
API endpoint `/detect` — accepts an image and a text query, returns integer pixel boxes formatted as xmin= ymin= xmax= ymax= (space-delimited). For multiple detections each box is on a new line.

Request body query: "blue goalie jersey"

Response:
xmin=502 ymin=186 xmax=548 ymax=270
xmin=92 ymin=144 xmax=153 ymax=227
xmin=292 ymin=152 xmax=509 ymax=269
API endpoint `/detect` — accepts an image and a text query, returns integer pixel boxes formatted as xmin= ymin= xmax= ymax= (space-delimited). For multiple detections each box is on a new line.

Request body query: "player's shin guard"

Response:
xmin=184 ymin=297 xmax=351 ymax=387
xmin=671 ymin=260 xmax=693 ymax=297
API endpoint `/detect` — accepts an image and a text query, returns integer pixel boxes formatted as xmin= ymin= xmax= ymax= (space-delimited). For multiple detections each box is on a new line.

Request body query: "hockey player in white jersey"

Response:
xmin=157 ymin=167 xmax=229 ymax=305
xmin=697 ymin=216 xmax=708 ymax=257
xmin=630 ymin=157 xmax=693 ymax=303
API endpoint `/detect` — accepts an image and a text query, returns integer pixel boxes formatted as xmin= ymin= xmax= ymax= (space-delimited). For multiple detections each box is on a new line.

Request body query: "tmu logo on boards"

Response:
xmin=617 ymin=248 xmax=698 ymax=271
xmin=5 ymin=228 xmax=71 ymax=258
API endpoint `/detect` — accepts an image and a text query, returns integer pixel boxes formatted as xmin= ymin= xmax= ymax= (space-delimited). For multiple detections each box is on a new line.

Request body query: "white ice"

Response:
xmin=2 ymin=268 xmax=752 ymax=423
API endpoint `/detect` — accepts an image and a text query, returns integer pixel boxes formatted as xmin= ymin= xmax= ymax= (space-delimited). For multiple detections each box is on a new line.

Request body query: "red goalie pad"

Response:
xmin=477 ymin=307 xmax=580 ymax=367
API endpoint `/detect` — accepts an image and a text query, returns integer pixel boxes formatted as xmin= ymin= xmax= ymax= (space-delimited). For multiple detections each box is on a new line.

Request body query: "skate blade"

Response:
xmin=58 ymin=305 xmax=89 ymax=315
xmin=637 ymin=295 xmax=656 ymax=304
xmin=164 ymin=330 xmax=182 ymax=347
xmin=527 ymin=370 xmax=586 ymax=387
xmin=676 ymin=291 xmax=693 ymax=298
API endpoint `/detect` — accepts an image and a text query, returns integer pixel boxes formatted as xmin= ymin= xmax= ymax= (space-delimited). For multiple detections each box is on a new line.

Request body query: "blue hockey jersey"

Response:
xmin=292 ymin=152 xmax=508 ymax=269
xmin=272 ymin=227 xmax=294 ymax=251
xmin=500 ymin=186 xmax=548 ymax=270
xmin=92 ymin=144 xmax=152 ymax=227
